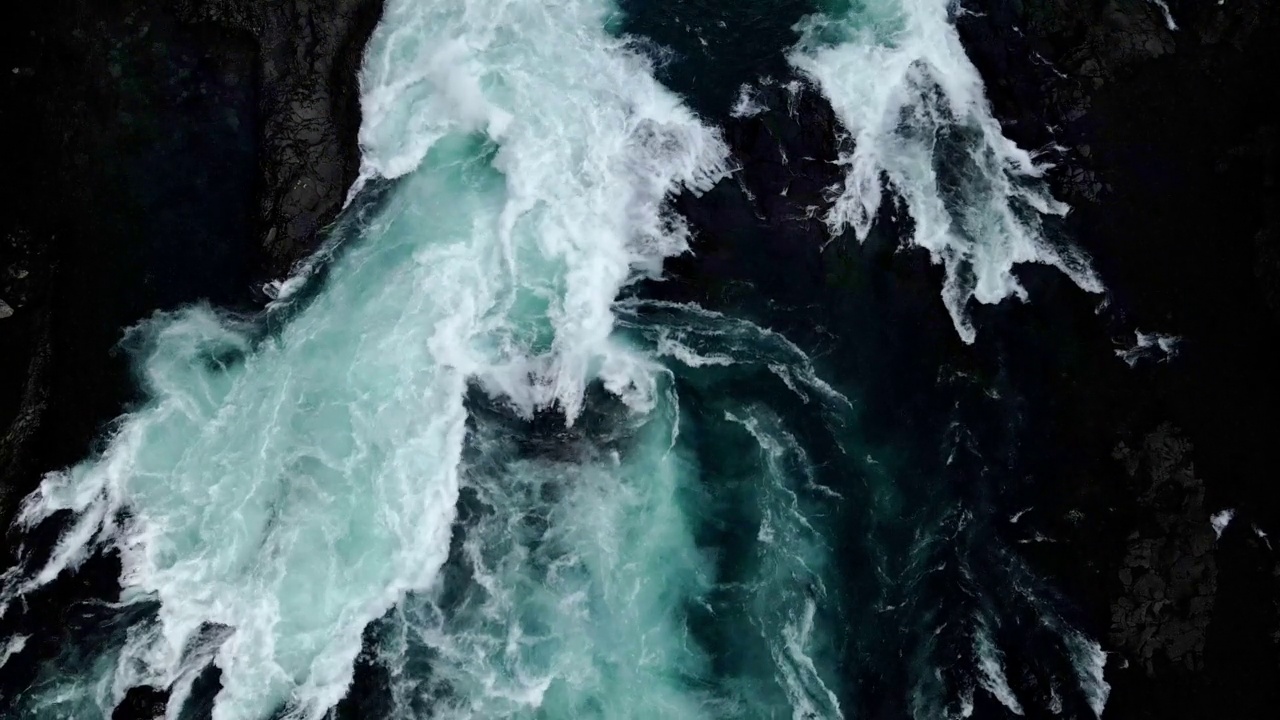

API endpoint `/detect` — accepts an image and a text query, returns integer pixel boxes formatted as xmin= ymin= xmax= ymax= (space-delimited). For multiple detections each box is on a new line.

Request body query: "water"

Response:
xmin=1 ymin=0 xmax=1113 ymax=718
xmin=789 ymin=0 xmax=1103 ymax=343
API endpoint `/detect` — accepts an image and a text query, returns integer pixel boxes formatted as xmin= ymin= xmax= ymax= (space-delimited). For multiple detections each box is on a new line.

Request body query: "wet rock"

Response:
xmin=0 ymin=0 xmax=383 ymax=522
xmin=168 ymin=0 xmax=385 ymax=275
xmin=112 ymin=684 xmax=168 ymax=720
xmin=1111 ymin=426 xmax=1217 ymax=675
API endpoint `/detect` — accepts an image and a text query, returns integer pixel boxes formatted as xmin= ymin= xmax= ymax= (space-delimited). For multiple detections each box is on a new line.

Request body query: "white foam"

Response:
xmin=731 ymin=82 xmax=768 ymax=118
xmin=365 ymin=0 xmax=727 ymax=421
xmin=1211 ymin=509 xmax=1235 ymax=539
xmin=6 ymin=0 xmax=728 ymax=716
xmin=0 ymin=634 xmax=27 ymax=670
xmin=1253 ymin=524 xmax=1272 ymax=551
xmin=1062 ymin=630 xmax=1110 ymax=718
xmin=1149 ymin=0 xmax=1179 ymax=31
xmin=973 ymin=620 xmax=1024 ymax=715
xmin=1115 ymin=330 xmax=1180 ymax=367
xmin=655 ymin=329 xmax=737 ymax=367
xmin=788 ymin=0 xmax=1102 ymax=342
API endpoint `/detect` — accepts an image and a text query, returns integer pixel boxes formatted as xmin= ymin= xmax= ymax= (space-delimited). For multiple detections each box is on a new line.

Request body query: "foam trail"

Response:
xmin=1062 ymin=630 xmax=1110 ymax=718
xmin=1211 ymin=509 xmax=1235 ymax=539
xmin=372 ymin=394 xmax=720 ymax=719
xmin=973 ymin=619 xmax=1023 ymax=715
xmin=616 ymin=298 xmax=854 ymax=410
xmin=723 ymin=408 xmax=844 ymax=718
xmin=0 ymin=634 xmax=26 ymax=670
xmin=1116 ymin=330 xmax=1179 ymax=367
xmin=2 ymin=0 xmax=727 ymax=716
xmin=731 ymin=82 xmax=768 ymax=118
xmin=789 ymin=0 xmax=1103 ymax=342
xmin=1148 ymin=0 xmax=1179 ymax=31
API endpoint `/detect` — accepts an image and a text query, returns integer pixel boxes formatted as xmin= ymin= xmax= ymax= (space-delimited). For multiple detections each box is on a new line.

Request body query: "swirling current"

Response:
xmin=0 ymin=0 xmax=1115 ymax=718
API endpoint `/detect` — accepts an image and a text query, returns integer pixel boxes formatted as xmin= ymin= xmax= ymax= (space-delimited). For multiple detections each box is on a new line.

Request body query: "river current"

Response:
xmin=0 ymin=1 xmax=1112 ymax=718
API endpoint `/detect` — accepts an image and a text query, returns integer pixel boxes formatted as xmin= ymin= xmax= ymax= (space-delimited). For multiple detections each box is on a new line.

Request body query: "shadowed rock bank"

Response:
xmin=957 ymin=1 xmax=1280 ymax=716
xmin=0 ymin=0 xmax=384 ymax=525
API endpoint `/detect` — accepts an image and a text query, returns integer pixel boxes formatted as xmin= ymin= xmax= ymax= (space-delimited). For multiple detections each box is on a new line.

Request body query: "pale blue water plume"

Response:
xmin=1 ymin=0 xmax=730 ymax=715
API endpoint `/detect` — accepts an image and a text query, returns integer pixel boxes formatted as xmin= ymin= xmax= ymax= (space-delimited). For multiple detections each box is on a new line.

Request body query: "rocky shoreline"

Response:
xmin=1 ymin=0 xmax=384 ymax=524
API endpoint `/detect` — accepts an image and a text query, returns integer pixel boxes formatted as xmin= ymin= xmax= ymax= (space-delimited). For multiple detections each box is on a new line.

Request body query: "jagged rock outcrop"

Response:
xmin=168 ymin=0 xmax=384 ymax=274
xmin=1111 ymin=427 xmax=1217 ymax=675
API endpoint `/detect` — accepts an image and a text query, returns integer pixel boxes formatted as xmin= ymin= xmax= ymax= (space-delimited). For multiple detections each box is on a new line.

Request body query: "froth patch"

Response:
xmin=788 ymin=0 xmax=1103 ymax=343
xmin=6 ymin=0 xmax=732 ymax=717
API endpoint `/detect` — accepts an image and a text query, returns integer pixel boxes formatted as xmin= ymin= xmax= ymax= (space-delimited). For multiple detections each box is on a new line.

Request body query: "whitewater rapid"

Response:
xmin=0 ymin=0 xmax=1116 ymax=718
xmin=2 ymin=0 xmax=729 ymax=716
xmin=788 ymin=0 xmax=1103 ymax=342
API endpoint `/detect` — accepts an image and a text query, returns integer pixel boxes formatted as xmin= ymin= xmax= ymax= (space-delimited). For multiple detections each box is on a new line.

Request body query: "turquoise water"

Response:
xmin=0 ymin=0 xmax=1111 ymax=718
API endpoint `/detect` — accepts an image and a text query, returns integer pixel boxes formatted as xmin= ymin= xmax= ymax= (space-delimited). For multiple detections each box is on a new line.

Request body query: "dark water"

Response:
xmin=619 ymin=0 xmax=820 ymax=116
xmin=0 ymin=1 xmax=1138 ymax=718
xmin=618 ymin=2 xmax=1124 ymax=718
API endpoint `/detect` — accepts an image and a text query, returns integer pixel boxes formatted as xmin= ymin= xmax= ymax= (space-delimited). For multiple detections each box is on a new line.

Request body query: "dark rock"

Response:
xmin=0 ymin=0 xmax=383 ymax=524
xmin=168 ymin=0 xmax=386 ymax=276
xmin=1111 ymin=427 xmax=1216 ymax=675
xmin=957 ymin=0 xmax=1280 ymax=717
xmin=113 ymin=684 xmax=168 ymax=720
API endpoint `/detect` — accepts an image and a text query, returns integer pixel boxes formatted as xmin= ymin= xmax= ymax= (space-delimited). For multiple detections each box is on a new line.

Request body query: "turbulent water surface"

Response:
xmin=1 ymin=0 xmax=1114 ymax=718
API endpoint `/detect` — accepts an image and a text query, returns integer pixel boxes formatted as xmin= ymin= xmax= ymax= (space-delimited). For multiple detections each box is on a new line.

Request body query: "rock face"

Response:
xmin=0 ymin=0 xmax=383 ymax=523
xmin=956 ymin=1 xmax=1280 ymax=717
xmin=1111 ymin=427 xmax=1218 ymax=676
xmin=168 ymin=0 xmax=385 ymax=275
